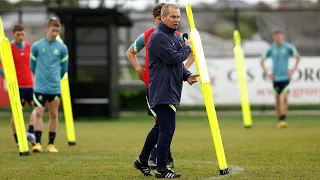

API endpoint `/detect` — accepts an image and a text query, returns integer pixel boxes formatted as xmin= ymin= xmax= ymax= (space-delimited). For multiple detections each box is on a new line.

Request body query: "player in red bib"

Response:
xmin=0 ymin=25 xmax=36 ymax=147
xmin=126 ymin=3 xmax=194 ymax=170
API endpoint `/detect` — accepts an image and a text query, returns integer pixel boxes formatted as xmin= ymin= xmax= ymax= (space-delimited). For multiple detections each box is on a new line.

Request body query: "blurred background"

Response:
xmin=1 ymin=0 xmax=320 ymax=118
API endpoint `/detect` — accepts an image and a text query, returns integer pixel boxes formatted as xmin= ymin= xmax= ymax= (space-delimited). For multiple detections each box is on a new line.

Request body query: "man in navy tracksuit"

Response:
xmin=134 ymin=3 xmax=199 ymax=179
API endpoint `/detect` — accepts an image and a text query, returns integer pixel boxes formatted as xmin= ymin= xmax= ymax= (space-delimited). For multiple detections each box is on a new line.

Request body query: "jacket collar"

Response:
xmin=158 ymin=21 xmax=176 ymax=34
xmin=272 ymin=42 xmax=285 ymax=47
xmin=44 ymin=37 xmax=57 ymax=42
xmin=11 ymin=40 xmax=25 ymax=49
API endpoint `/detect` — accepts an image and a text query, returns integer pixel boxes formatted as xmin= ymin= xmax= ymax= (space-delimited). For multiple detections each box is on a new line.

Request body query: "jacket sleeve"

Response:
xmin=131 ymin=33 xmax=145 ymax=52
xmin=288 ymin=44 xmax=299 ymax=57
xmin=0 ymin=58 xmax=4 ymax=77
xmin=183 ymin=66 xmax=191 ymax=81
xmin=30 ymin=43 xmax=38 ymax=74
xmin=151 ymin=34 xmax=191 ymax=66
xmin=262 ymin=47 xmax=272 ymax=60
xmin=0 ymin=67 xmax=4 ymax=77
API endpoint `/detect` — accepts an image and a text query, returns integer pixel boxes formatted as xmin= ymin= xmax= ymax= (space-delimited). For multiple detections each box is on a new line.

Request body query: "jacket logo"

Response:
xmin=53 ymin=49 xmax=60 ymax=55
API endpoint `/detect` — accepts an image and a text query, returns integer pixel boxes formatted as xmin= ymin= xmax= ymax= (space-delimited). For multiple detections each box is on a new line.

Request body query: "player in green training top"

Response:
xmin=260 ymin=29 xmax=300 ymax=129
xmin=30 ymin=17 xmax=69 ymax=153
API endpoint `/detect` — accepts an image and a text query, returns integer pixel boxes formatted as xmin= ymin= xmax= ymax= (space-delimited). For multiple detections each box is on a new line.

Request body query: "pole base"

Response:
xmin=219 ymin=168 xmax=229 ymax=175
xmin=19 ymin=151 xmax=30 ymax=156
xmin=68 ymin=141 xmax=76 ymax=146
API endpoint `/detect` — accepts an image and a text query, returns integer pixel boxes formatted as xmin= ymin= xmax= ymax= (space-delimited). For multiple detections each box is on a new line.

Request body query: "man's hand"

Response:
xmin=263 ymin=69 xmax=274 ymax=80
xmin=184 ymin=38 xmax=191 ymax=47
xmin=187 ymin=74 xmax=199 ymax=85
xmin=266 ymin=73 xmax=274 ymax=80
xmin=136 ymin=67 xmax=145 ymax=82
xmin=288 ymin=69 xmax=296 ymax=78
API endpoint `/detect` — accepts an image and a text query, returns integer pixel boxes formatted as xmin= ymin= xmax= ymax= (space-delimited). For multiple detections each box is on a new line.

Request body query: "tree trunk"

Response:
xmin=99 ymin=0 xmax=105 ymax=8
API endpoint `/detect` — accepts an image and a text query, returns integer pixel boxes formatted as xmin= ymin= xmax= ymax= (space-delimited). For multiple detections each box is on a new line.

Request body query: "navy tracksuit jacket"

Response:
xmin=139 ymin=21 xmax=192 ymax=172
xmin=148 ymin=22 xmax=192 ymax=108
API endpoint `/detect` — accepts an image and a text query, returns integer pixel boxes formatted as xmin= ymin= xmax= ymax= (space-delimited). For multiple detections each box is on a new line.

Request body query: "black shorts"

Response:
xmin=33 ymin=92 xmax=61 ymax=107
xmin=146 ymin=88 xmax=156 ymax=117
xmin=19 ymin=88 xmax=33 ymax=107
xmin=273 ymin=80 xmax=290 ymax=96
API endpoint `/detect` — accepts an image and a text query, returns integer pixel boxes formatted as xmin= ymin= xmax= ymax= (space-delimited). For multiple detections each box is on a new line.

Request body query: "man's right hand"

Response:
xmin=136 ymin=67 xmax=145 ymax=82
xmin=184 ymin=38 xmax=191 ymax=47
xmin=187 ymin=74 xmax=199 ymax=85
xmin=267 ymin=73 xmax=274 ymax=80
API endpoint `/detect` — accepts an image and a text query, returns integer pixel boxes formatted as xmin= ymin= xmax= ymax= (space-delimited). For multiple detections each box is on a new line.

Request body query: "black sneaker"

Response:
xmin=133 ymin=159 xmax=153 ymax=176
xmin=150 ymin=159 xmax=174 ymax=169
xmin=155 ymin=168 xmax=181 ymax=178
xmin=148 ymin=156 xmax=157 ymax=170
xmin=166 ymin=160 xmax=174 ymax=169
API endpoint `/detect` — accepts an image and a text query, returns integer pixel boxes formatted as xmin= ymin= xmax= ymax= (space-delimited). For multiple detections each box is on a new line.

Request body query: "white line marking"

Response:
xmin=183 ymin=160 xmax=244 ymax=180
xmin=119 ymin=110 xmax=320 ymax=117
xmin=1 ymin=154 xmax=245 ymax=179
xmin=202 ymin=165 xmax=244 ymax=180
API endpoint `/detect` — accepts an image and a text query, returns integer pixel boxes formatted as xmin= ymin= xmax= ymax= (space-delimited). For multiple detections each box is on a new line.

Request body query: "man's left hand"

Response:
xmin=288 ymin=69 xmax=296 ymax=78
xmin=187 ymin=74 xmax=199 ymax=85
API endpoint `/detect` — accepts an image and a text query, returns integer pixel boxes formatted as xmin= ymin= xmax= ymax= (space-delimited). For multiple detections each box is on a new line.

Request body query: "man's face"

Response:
xmin=13 ymin=31 xmax=25 ymax=44
xmin=153 ymin=16 xmax=161 ymax=28
xmin=161 ymin=7 xmax=180 ymax=30
xmin=46 ymin=26 xmax=60 ymax=40
xmin=273 ymin=32 xmax=283 ymax=45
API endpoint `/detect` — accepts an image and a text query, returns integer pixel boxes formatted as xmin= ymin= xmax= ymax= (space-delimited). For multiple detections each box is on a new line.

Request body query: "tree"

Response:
xmin=42 ymin=0 xmax=79 ymax=7
xmin=71 ymin=0 xmax=79 ymax=7
xmin=0 ymin=0 xmax=13 ymax=12
xmin=256 ymin=1 xmax=271 ymax=10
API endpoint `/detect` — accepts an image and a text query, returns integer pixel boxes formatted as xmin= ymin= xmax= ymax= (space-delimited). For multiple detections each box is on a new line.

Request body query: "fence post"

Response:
xmin=18 ymin=8 xmax=22 ymax=25
xmin=233 ymin=8 xmax=239 ymax=31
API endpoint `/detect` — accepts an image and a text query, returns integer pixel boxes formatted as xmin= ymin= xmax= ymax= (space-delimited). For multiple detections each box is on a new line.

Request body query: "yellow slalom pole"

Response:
xmin=57 ymin=34 xmax=76 ymax=146
xmin=186 ymin=3 xmax=229 ymax=175
xmin=61 ymin=73 xmax=76 ymax=145
xmin=0 ymin=18 xmax=30 ymax=156
xmin=233 ymin=30 xmax=252 ymax=128
xmin=0 ymin=18 xmax=4 ymax=37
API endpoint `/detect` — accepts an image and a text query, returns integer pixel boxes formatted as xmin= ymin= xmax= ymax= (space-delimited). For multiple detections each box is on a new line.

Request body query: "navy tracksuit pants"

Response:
xmin=139 ymin=104 xmax=176 ymax=171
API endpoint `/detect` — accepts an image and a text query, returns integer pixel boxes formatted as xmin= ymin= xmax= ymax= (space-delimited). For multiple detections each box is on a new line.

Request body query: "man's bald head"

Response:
xmin=160 ymin=3 xmax=180 ymax=30
xmin=161 ymin=4 xmax=179 ymax=17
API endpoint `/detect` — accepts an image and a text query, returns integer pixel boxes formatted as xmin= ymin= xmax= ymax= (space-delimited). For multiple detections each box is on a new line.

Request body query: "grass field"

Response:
xmin=0 ymin=113 xmax=319 ymax=180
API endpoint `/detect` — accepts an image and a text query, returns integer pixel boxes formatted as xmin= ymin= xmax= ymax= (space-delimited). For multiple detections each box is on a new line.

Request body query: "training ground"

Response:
xmin=0 ymin=110 xmax=319 ymax=179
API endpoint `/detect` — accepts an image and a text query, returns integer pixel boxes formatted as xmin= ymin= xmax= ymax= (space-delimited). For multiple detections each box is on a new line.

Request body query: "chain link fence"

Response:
xmin=1 ymin=3 xmax=320 ymax=91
